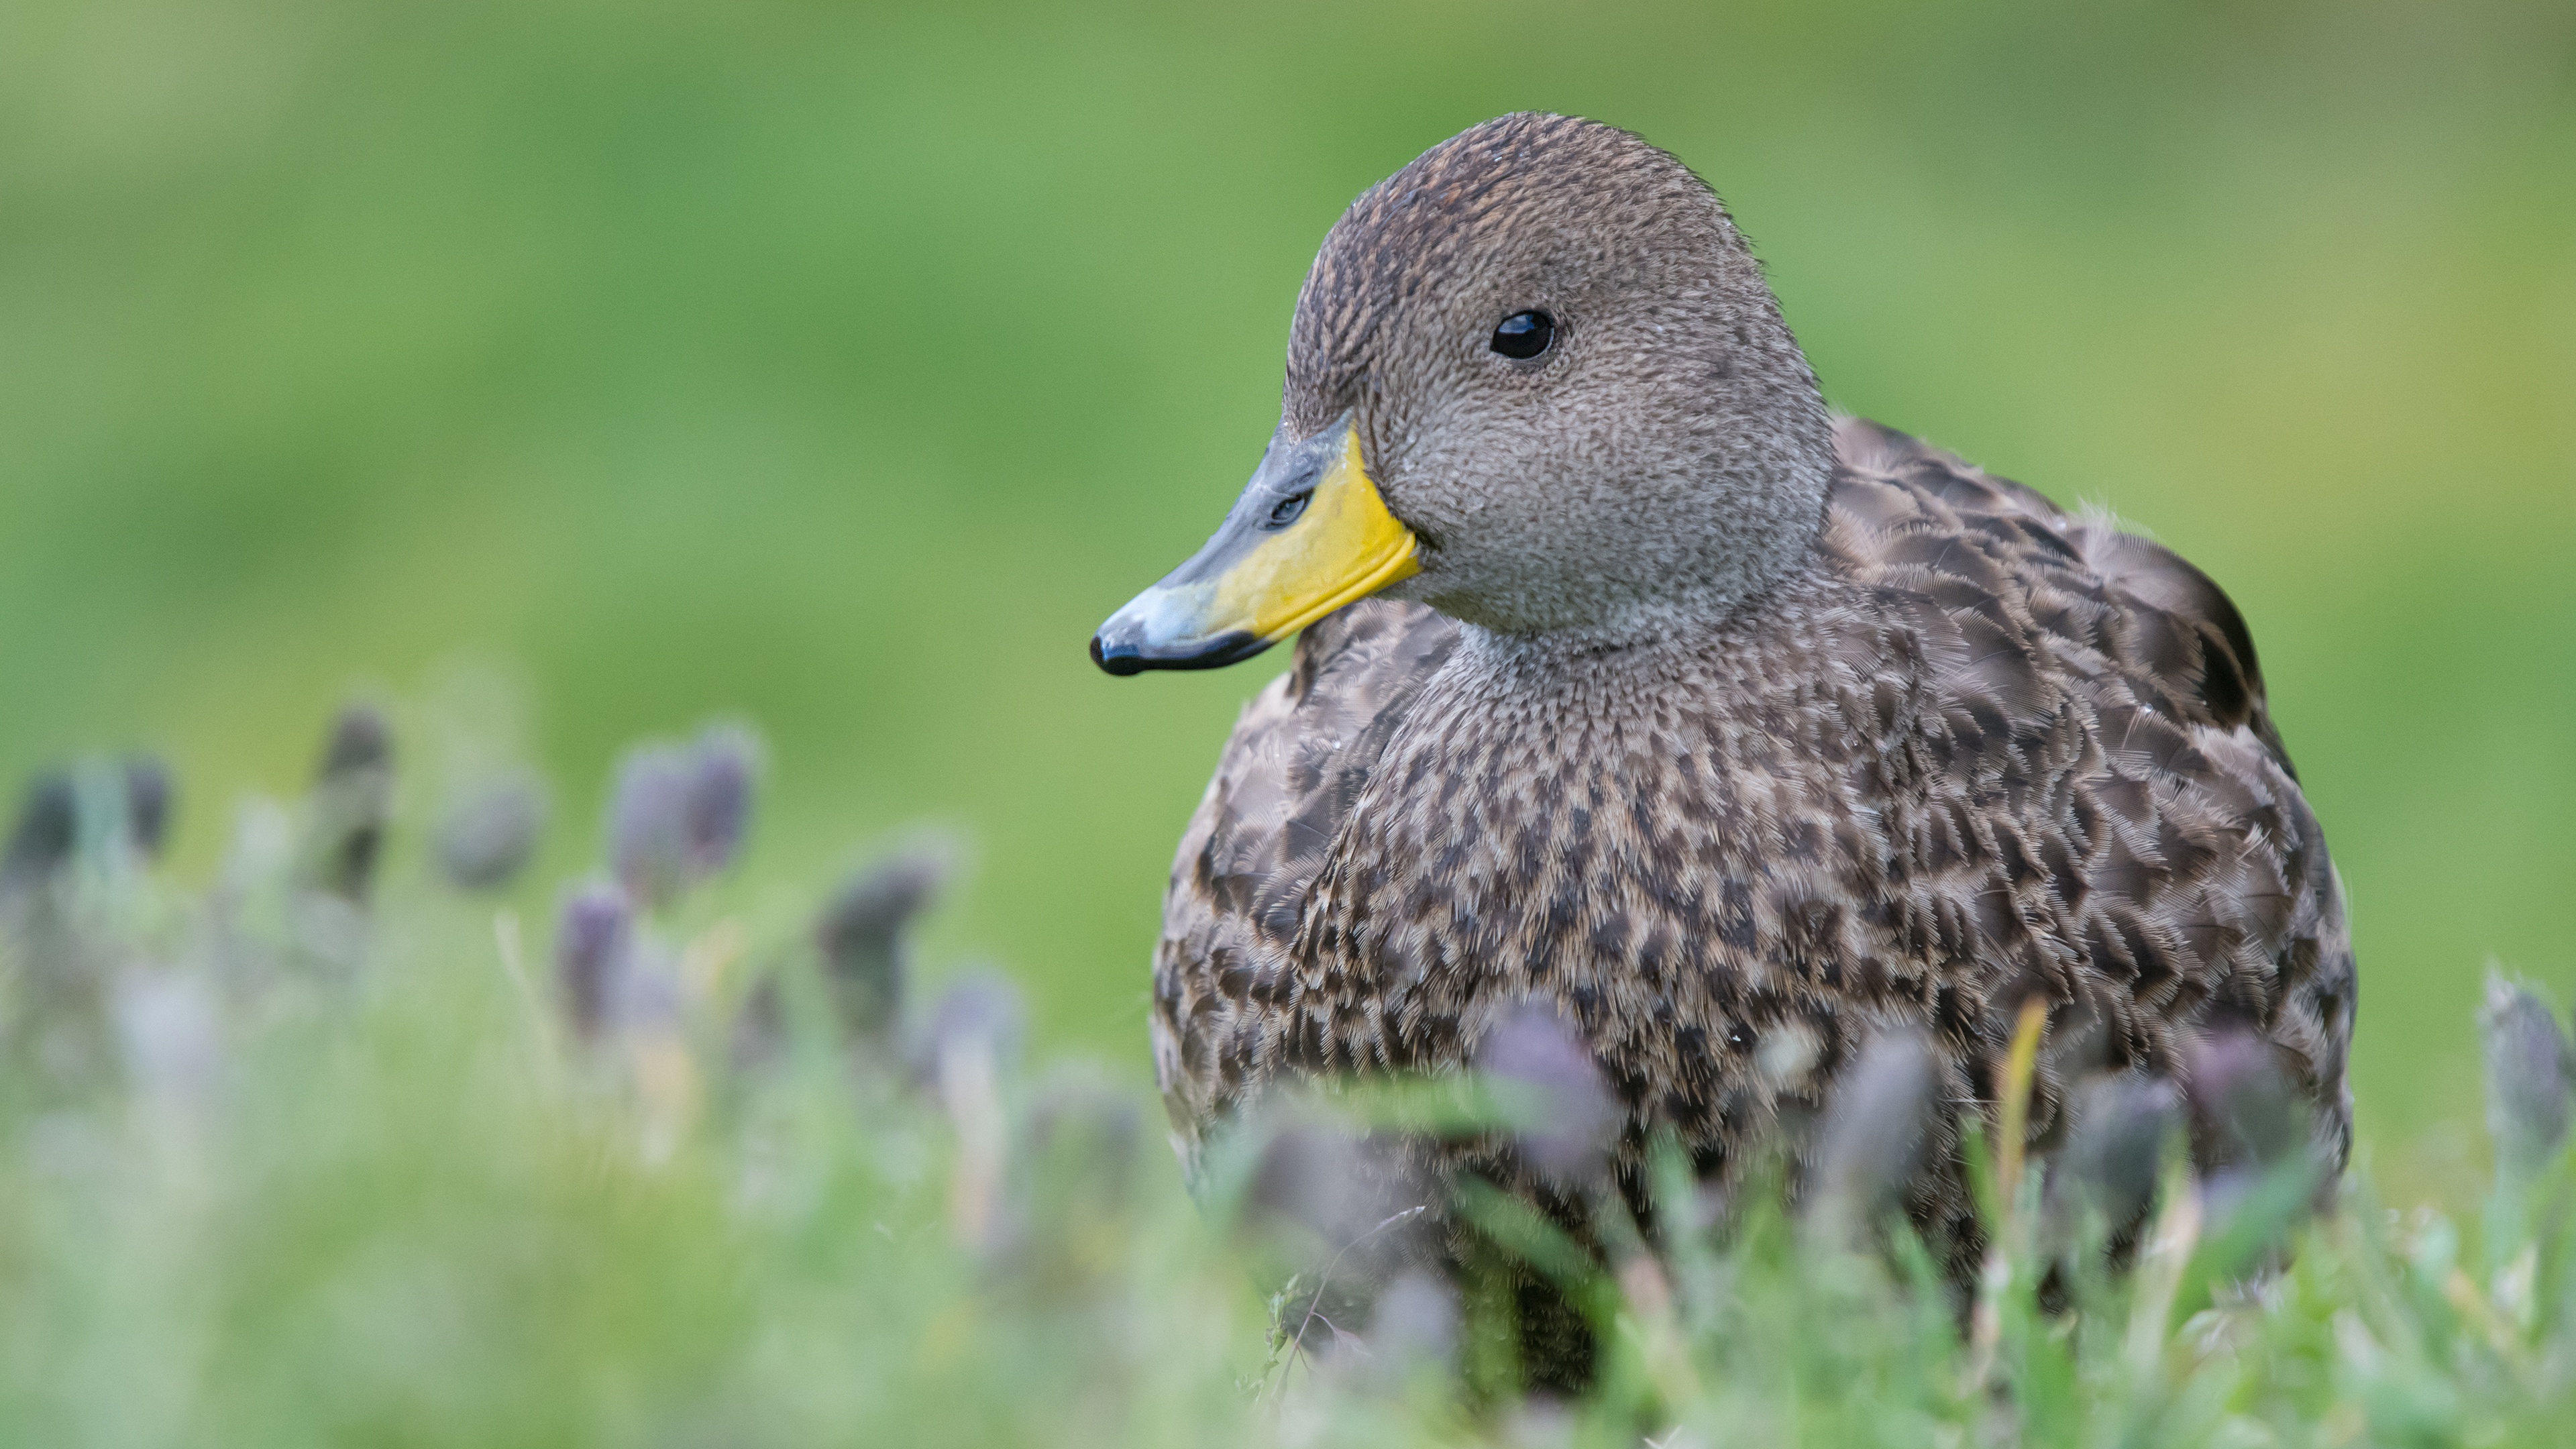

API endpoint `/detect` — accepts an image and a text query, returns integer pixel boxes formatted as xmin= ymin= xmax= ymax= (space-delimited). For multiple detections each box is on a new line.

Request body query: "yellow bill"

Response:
xmin=1091 ymin=416 xmax=1420 ymax=675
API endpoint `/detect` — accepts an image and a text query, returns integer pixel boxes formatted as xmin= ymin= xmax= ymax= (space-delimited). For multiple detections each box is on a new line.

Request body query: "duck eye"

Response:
xmin=1265 ymin=489 xmax=1312 ymax=529
xmin=1489 ymin=309 xmax=1555 ymax=360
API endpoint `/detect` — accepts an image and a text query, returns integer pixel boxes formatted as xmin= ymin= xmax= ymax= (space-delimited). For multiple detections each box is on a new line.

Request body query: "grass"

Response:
xmin=3 ymin=720 xmax=2571 ymax=1446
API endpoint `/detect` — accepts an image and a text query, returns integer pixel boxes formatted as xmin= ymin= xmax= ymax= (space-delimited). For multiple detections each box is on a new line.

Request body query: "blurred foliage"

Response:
xmin=1 ymin=0 xmax=2571 ymax=1207
xmin=1 ymin=718 xmax=2574 ymax=1445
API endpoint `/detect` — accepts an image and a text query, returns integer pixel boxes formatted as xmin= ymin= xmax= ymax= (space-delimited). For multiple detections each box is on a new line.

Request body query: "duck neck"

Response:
xmin=1452 ymin=511 xmax=1829 ymax=666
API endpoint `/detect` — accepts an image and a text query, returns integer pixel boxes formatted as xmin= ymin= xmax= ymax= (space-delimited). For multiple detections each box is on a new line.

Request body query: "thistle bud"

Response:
xmin=2184 ymin=1029 xmax=2302 ymax=1173
xmin=121 ymin=755 xmax=174 ymax=861
xmin=2051 ymin=1073 xmax=2180 ymax=1232
xmin=0 ymin=771 xmax=77 ymax=892
xmin=304 ymin=704 xmax=394 ymax=903
xmin=1475 ymin=998 xmax=1618 ymax=1181
xmin=1359 ymin=1269 xmax=1461 ymax=1386
xmin=815 ymin=848 xmax=949 ymax=1044
xmin=606 ymin=724 xmax=763 ymax=906
xmin=681 ymin=724 xmax=761 ymax=879
xmin=1237 ymin=1108 xmax=1435 ymax=1353
xmin=435 ymin=773 xmax=549 ymax=892
xmin=921 ymin=968 xmax=1022 ymax=1249
xmin=1807 ymin=1026 xmax=1936 ymax=1238
xmin=554 ymin=881 xmax=634 ymax=1042
xmin=319 ymin=704 xmax=393 ymax=780
xmin=2183 ymin=1028 xmax=2319 ymax=1252
xmin=918 ymin=967 xmax=1025 ymax=1085
xmin=605 ymin=745 xmax=694 ymax=906
xmin=1244 ymin=1114 xmax=1374 ymax=1246
xmin=2479 ymin=970 xmax=2573 ymax=1180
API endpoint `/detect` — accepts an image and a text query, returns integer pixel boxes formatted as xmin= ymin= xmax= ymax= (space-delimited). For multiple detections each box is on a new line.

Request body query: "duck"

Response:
xmin=1090 ymin=112 xmax=2355 ymax=1381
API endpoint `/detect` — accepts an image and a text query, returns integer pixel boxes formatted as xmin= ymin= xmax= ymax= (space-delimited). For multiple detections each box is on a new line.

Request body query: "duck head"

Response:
xmin=1091 ymin=112 xmax=1833 ymax=675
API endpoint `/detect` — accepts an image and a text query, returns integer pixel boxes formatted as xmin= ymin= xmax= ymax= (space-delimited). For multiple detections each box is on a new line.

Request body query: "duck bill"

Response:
xmin=1091 ymin=417 xmax=1421 ymax=676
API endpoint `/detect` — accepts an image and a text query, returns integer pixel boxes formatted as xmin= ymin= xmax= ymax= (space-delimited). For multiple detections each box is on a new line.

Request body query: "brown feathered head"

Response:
xmin=1094 ymin=113 xmax=1832 ymax=673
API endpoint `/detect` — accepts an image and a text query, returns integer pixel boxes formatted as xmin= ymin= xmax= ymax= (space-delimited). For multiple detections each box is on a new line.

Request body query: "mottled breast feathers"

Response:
xmin=1150 ymin=419 xmax=2353 ymax=1224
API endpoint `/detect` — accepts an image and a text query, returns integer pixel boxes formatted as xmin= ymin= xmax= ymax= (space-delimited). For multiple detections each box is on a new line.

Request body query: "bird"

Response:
xmin=1089 ymin=112 xmax=2355 ymax=1383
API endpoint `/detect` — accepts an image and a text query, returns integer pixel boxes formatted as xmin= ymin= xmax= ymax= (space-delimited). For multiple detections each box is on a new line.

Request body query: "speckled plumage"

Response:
xmin=1130 ymin=113 xmax=2353 ymax=1378
xmin=1154 ymin=416 xmax=2353 ymax=1183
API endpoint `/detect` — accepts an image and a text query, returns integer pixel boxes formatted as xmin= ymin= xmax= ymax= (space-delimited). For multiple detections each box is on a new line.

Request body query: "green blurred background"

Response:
xmin=2 ymin=0 xmax=2569 ymax=1194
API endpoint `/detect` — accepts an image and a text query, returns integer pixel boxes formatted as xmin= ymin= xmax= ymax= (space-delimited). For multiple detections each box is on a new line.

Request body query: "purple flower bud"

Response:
xmin=2480 ymin=971 xmax=2573 ymax=1179
xmin=2183 ymin=1029 xmax=2303 ymax=1173
xmin=682 ymin=724 xmax=761 ymax=878
xmin=304 ymin=704 xmax=394 ymax=903
xmin=606 ymin=724 xmax=763 ymax=905
xmin=1 ymin=757 xmax=177 ymax=890
xmin=1237 ymin=1110 xmax=1436 ymax=1350
xmin=317 ymin=704 xmax=393 ymax=782
xmin=815 ymin=848 xmax=949 ymax=1042
xmin=121 ymin=755 xmax=174 ymax=861
xmin=554 ymin=881 xmax=634 ymax=1042
xmin=605 ymin=744 xmax=694 ymax=905
xmin=2051 ymin=1074 xmax=2181 ymax=1230
xmin=917 ymin=967 xmax=1025 ymax=1083
xmin=0 ymin=771 xmax=77 ymax=891
xmin=436 ymin=773 xmax=548 ymax=892
xmin=1476 ymin=998 xmax=1619 ymax=1181
xmin=2182 ymin=1030 xmax=2330 ymax=1263
xmin=1807 ymin=1026 xmax=1935 ymax=1235
xmin=1245 ymin=1115 xmax=1374 ymax=1244
xmin=923 ymin=968 xmax=1021 ymax=1252
xmin=1359 ymin=1269 xmax=1460 ymax=1385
